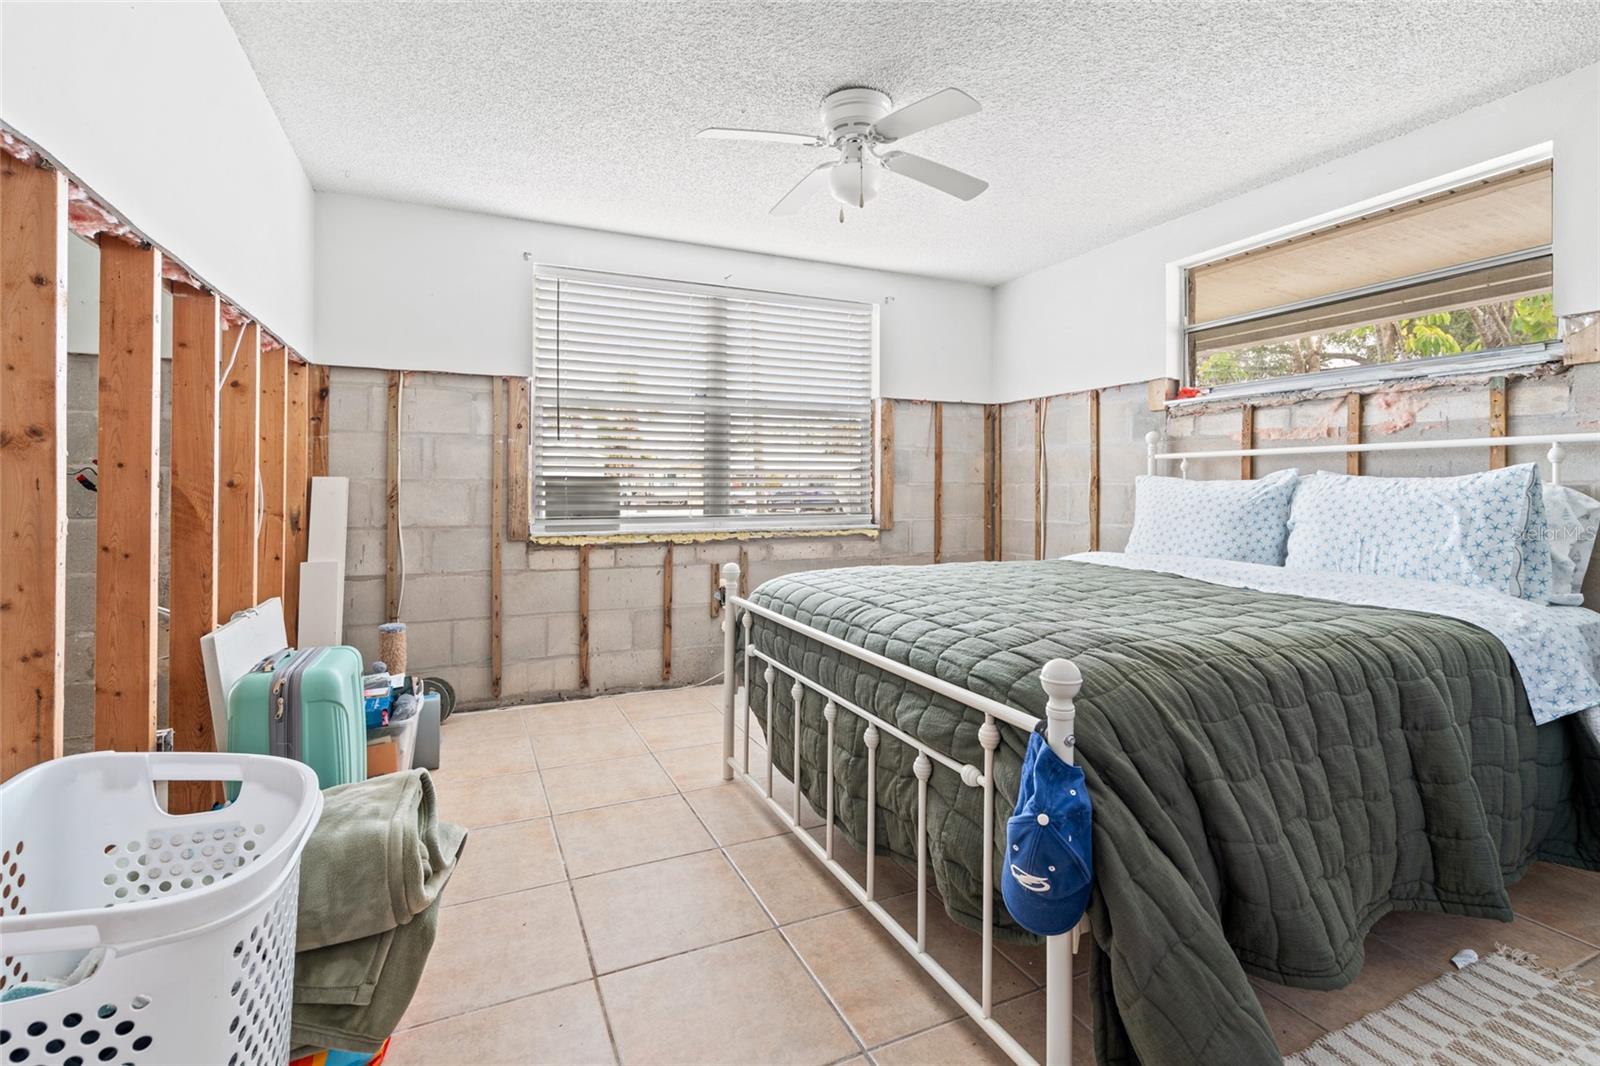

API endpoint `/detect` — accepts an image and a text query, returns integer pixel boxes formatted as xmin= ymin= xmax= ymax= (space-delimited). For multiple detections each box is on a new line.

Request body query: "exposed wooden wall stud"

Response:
xmin=490 ymin=377 xmax=506 ymax=699
xmin=0 ymin=157 xmax=68 ymax=779
xmin=385 ymin=371 xmax=402 ymax=622
xmin=578 ymin=544 xmax=592 ymax=689
xmin=1147 ymin=377 xmax=1179 ymax=411
xmin=661 ymin=543 xmax=674 ymax=682
xmin=309 ymin=363 xmax=331 ymax=478
xmin=284 ymin=360 xmax=310 ymax=646
xmin=1489 ymin=376 xmax=1508 ymax=469
xmin=256 ymin=347 xmax=288 ymax=600
xmin=709 ymin=563 xmax=723 ymax=618
xmin=1346 ymin=392 xmax=1363 ymax=475
xmin=878 ymin=399 xmax=895 ymax=530
xmin=932 ymin=401 xmax=944 ymax=563
xmin=1088 ymin=390 xmax=1102 ymax=552
xmin=982 ymin=405 xmax=997 ymax=560
xmin=738 ymin=545 xmax=749 ymax=597
xmin=217 ymin=323 xmax=260 ymax=619
xmin=169 ymin=287 xmax=222 ymax=811
xmin=1034 ymin=397 xmax=1046 ymax=560
xmin=94 ymin=237 xmax=162 ymax=753
xmin=507 ymin=376 xmax=531 ymax=541
xmin=1240 ymin=404 xmax=1255 ymax=480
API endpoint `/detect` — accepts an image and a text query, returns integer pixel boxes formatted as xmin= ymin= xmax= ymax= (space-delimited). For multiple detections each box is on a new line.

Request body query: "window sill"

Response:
xmin=528 ymin=526 xmax=880 ymax=548
xmin=1171 ymin=343 xmax=1563 ymax=410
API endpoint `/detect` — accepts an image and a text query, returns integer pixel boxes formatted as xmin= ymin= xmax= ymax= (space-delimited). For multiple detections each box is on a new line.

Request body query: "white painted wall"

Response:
xmin=992 ymin=63 xmax=1600 ymax=402
xmin=1 ymin=2 xmax=315 ymax=355
xmin=315 ymin=192 xmax=994 ymax=402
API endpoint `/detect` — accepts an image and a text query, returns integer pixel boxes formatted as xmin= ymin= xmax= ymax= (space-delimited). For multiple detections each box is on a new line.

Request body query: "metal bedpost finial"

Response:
xmin=1041 ymin=659 xmax=1083 ymax=766
xmin=1549 ymin=440 xmax=1566 ymax=486
xmin=1146 ymin=429 xmax=1159 ymax=476
xmin=720 ymin=560 xmax=741 ymax=590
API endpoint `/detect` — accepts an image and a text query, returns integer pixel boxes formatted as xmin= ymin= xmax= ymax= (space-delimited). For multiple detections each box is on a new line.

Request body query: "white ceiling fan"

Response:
xmin=699 ymin=87 xmax=988 ymax=217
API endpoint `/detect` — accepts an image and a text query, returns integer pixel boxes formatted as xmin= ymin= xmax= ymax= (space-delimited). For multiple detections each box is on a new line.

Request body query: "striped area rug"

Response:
xmin=1287 ymin=948 xmax=1600 ymax=1065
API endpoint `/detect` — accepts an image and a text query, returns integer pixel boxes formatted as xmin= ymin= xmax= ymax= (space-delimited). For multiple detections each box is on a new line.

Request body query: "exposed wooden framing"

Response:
xmin=491 ymin=377 xmax=506 ymax=699
xmin=284 ymin=360 xmax=310 ymax=646
xmin=1147 ymin=377 xmax=1179 ymax=411
xmin=308 ymin=363 xmax=331 ymax=478
xmin=1565 ymin=317 xmax=1600 ymax=366
xmin=578 ymin=544 xmax=592 ymax=689
xmin=1346 ymin=392 xmax=1363 ymax=475
xmin=1240 ymin=404 xmax=1255 ymax=480
xmin=878 ymin=399 xmax=895 ymax=530
xmin=1033 ymin=398 xmax=1046 ymax=560
xmin=994 ymin=407 xmax=1003 ymax=560
xmin=93 ymin=237 xmax=162 ymax=753
xmin=709 ymin=563 xmax=723 ymax=618
xmin=1088 ymin=390 xmax=1102 ymax=552
xmin=661 ymin=543 xmax=674 ymax=682
xmin=385 ymin=371 xmax=402 ymax=622
xmin=506 ymin=376 xmax=531 ymax=541
xmin=256 ymin=347 xmax=288 ymax=601
xmin=738 ymin=546 xmax=749 ymax=597
xmin=0 ymin=158 xmax=67 ymax=779
xmin=982 ymin=405 xmax=997 ymax=560
xmin=169 ymin=287 xmax=222 ymax=811
xmin=217 ymin=323 xmax=260 ymax=619
xmin=932 ymin=401 xmax=944 ymax=563
xmin=1489 ymin=376 xmax=1508 ymax=469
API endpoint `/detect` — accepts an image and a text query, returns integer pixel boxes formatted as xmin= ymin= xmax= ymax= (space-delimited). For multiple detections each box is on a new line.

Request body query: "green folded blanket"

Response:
xmin=292 ymin=769 xmax=467 ymax=1053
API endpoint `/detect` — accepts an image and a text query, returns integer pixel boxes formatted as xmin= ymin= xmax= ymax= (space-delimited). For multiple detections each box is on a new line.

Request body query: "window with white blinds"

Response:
xmin=531 ymin=268 xmax=877 ymax=535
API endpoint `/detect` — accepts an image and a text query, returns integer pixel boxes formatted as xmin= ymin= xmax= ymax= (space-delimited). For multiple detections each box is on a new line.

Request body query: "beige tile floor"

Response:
xmin=387 ymin=686 xmax=1600 ymax=1065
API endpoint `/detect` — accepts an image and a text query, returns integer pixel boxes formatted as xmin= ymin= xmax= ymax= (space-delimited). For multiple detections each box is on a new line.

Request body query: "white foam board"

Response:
xmin=201 ymin=598 xmax=288 ymax=751
xmin=307 ymin=476 xmax=349 ymax=562
xmin=297 ymin=557 xmax=346 ymax=648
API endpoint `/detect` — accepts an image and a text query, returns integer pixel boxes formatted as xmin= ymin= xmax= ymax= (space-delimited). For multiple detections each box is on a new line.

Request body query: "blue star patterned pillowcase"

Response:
xmin=1125 ymin=468 xmax=1299 ymax=565
xmin=1284 ymin=464 xmax=1554 ymax=602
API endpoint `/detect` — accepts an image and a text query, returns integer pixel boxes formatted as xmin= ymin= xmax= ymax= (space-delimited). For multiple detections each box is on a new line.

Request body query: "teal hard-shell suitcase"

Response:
xmin=227 ymin=645 xmax=367 ymax=793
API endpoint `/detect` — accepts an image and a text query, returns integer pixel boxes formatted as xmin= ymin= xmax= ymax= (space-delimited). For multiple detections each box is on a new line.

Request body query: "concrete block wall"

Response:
xmin=63 ymin=352 xmax=172 ymax=754
xmin=325 ymin=368 xmax=978 ymax=707
xmin=1000 ymin=363 xmax=1600 ymax=602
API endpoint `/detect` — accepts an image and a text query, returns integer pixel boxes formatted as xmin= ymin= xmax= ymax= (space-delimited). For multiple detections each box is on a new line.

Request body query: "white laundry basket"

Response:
xmin=0 ymin=752 xmax=322 ymax=1066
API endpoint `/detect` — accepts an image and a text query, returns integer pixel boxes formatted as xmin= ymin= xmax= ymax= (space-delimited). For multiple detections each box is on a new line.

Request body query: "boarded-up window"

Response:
xmin=1187 ymin=163 xmax=1555 ymax=388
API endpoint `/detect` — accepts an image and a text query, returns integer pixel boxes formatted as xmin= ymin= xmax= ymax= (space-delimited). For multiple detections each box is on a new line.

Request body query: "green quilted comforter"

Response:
xmin=744 ymin=559 xmax=1599 ymax=1065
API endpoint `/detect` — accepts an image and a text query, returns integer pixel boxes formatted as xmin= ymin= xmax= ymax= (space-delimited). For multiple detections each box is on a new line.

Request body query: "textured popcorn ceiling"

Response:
xmin=222 ymin=1 xmax=1600 ymax=285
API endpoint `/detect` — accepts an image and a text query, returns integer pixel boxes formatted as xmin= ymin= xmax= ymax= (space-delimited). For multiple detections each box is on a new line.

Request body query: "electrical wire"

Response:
xmin=217 ymin=323 xmax=247 ymax=396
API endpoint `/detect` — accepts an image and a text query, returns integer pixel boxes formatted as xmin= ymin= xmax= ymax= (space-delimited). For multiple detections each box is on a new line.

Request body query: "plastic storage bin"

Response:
xmin=0 ymin=752 xmax=323 ymax=1066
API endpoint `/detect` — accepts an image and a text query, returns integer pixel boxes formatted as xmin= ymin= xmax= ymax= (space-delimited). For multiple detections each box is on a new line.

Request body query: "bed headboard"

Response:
xmin=1145 ymin=430 xmax=1600 ymax=485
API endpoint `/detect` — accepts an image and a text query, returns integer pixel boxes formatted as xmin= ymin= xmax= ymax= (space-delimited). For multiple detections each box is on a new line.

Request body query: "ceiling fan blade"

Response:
xmin=770 ymin=162 xmax=836 ymax=215
xmin=870 ymin=88 xmax=981 ymax=142
xmin=880 ymin=151 xmax=988 ymax=201
xmin=699 ymin=127 xmax=824 ymax=147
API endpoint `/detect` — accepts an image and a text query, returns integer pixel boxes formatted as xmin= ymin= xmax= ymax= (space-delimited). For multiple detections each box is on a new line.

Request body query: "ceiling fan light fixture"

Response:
xmin=828 ymin=155 xmax=881 ymax=208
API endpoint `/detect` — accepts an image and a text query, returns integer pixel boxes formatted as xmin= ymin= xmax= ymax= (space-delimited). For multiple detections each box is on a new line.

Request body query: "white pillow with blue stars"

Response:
xmin=1285 ymin=464 xmax=1554 ymax=603
xmin=1125 ymin=469 xmax=1299 ymax=565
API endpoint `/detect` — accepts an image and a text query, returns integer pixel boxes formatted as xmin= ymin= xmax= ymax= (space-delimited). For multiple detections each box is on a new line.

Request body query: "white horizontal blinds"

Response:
xmin=1190 ymin=163 xmax=1553 ymax=325
xmin=532 ymin=271 xmax=874 ymax=533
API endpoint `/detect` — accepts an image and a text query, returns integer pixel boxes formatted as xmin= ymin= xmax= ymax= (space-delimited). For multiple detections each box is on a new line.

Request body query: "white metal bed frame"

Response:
xmin=716 ymin=428 xmax=1600 ymax=1066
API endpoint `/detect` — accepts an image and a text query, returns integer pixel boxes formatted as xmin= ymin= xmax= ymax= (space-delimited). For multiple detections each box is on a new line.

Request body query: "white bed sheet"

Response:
xmin=1066 ymin=551 xmax=1600 ymax=739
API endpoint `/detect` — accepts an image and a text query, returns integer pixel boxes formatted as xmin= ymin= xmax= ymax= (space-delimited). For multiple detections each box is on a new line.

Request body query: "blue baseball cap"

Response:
xmin=1001 ymin=724 xmax=1093 ymax=937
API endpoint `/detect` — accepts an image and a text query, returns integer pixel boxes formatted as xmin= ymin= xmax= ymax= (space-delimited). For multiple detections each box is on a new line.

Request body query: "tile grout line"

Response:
xmin=523 ymin=707 xmax=628 ymax=1066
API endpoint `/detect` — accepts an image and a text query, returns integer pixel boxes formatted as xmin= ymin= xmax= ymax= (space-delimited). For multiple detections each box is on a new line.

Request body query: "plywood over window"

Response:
xmin=1190 ymin=163 xmax=1552 ymax=325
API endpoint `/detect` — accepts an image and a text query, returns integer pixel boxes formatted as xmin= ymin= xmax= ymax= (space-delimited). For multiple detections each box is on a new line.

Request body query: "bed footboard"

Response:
xmin=717 ymin=562 xmax=1085 ymax=1066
